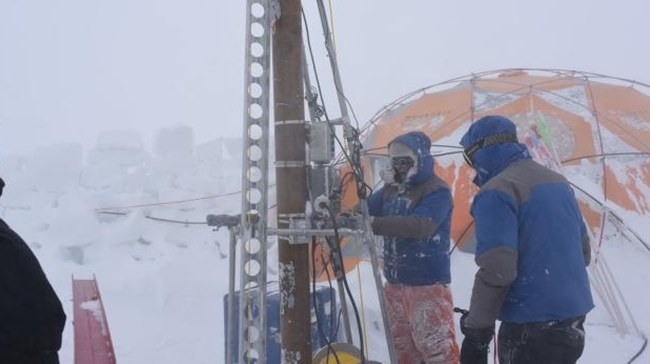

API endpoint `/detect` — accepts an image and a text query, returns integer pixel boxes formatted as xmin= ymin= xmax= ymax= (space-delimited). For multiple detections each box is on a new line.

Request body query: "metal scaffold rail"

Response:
xmin=238 ymin=0 xmax=272 ymax=362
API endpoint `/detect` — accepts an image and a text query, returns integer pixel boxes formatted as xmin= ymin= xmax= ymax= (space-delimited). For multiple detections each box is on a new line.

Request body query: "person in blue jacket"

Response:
xmin=338 ymin=131 xmax=460 ymax=363
xmin=457 ymin=115 xmax=593 ymax=364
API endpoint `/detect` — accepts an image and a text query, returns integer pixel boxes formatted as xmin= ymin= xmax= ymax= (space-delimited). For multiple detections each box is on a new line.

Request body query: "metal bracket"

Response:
xmin=327 ymin=117 xmax=347 ymax=125
xmin=288 ymin=219 xmax=310 ymax=245
xmin=274 ymin=160 xmax=306 ymax=168
xmin=274 ymin=119 xmax=306 ymax=126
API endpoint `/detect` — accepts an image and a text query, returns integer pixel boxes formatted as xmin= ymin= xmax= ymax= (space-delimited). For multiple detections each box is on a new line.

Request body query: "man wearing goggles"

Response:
xmin=457 ymin=115 xmax=593 ymax=364
xmin=461 ymin=133 xmax=519 ymax=169
xmin=365 ymin=131 xmax=460 ymax=363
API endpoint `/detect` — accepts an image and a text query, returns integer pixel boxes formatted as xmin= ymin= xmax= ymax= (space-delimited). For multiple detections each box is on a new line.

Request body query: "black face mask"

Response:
xmin=462 ymin=133 xmax=519 ymax=167
xmin=391 ymin=156 xmax=414 ymax=169
xmin=391 ymin=156 xmax=414 ymax=183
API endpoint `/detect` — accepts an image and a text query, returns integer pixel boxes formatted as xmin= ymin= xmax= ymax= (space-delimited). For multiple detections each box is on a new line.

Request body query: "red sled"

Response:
xmin=72 ymin=276 xmax=117 ymax=364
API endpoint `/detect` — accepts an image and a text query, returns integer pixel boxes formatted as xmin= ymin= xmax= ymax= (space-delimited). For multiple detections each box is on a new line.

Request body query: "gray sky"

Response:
xmin=1 ymin=0 xmax=649 ymax=154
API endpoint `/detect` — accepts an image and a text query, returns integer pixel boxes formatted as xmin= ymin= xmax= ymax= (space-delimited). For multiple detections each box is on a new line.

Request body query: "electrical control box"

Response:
xmin=309 ymin=122 xmax=334 ymax=163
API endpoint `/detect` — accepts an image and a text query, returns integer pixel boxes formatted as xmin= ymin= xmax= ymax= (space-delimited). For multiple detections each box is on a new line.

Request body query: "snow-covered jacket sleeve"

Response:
xmin=465 ymin=189 xmax=519 ymax=328
xmin=371 ymin=184 xmax=451 ymax=239
xmin=367 ymin=186 xmax=385 ymax=217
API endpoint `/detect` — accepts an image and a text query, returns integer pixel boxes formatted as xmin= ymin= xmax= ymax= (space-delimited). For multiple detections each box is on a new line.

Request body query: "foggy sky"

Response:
xmin=1 ymin=0 xmax=649 ymax=154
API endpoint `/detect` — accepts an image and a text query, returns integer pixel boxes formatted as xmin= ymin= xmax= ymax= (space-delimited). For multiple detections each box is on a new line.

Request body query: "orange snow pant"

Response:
xmin=385 ymin=283 xmax=460 ymax=364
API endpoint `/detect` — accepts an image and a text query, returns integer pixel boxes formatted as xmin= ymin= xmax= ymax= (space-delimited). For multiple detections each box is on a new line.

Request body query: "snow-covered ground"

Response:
xmin=1 ymin=127 xmax=648 ymax=363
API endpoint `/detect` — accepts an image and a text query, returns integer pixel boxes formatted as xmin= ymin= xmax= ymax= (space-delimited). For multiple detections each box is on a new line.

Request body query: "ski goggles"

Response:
xmin=391 ymin=156 xmax=414 ymax=168
xmin=462 ymin=133 xmax=519 ymax=167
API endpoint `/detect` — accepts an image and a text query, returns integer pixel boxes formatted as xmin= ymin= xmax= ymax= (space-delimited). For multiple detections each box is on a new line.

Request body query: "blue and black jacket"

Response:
xmin=367 ymin=131 xmax=453 ymax=286
xmin=460 ymin=115 xmax=594 ymax=327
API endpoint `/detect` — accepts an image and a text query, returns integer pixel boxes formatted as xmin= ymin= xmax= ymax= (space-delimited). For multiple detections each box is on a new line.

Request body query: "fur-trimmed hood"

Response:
xmin=387 ymin=131 xmax=434 ymax=186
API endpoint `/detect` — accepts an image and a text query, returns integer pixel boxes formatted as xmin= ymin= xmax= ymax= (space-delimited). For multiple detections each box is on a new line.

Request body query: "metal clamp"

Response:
xmin=274 ymin=160 xmax=306 ymax=168
xmin=274 ymin=119 xmax=306 ymax=126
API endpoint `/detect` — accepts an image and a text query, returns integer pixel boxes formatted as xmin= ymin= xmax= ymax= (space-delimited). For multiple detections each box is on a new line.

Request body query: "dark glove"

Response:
xmin=206 ymin=214 xmax=240 ymax=228
xmin=459 ymin=312 xmax=494 ymax=364
xmin=334 ymin=212 xmax=363 ymax=230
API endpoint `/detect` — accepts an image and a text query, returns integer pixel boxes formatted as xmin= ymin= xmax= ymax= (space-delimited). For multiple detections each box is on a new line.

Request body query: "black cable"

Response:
xmin=314 ymin=252 xmax=345 ymax=349
xmin=311 ymin=222 xmax=358 ymax=357
xmin=98 ymin=211 xmax=210 ymax=225
xmin=98 ymin=204 xmax=279 ymax=226
xmin=327 ymin=234 xmax=366 ymax=363
xmin=325 ymin=205 xmax=366 ymax=364
xmin=144 ymin=215 xmax=207 ymax=225
xmin=97 ymin=211 xmax=128 ymax=216
xmin=319 ymin=251 xmax=341 ymax=363
xmin=311 ymin=237 xmax=342 ymax=363
xmin=433 ymin=150 xmax=464 ymax=158
xmin=432 ymin=144 xmax=464 ymax=149
xmin=340 ymin=171 xmax=355 ymax=187
xmin=339 ymin=171 xmax=370 ymax=202
xmin=450 ymin=221 xmax=475 ymax=255
xmin=628 ymin=333 xmax=648 ymax=364
xmin=320 ymin=253 xmax=340 ymax=341
xmin=453 ymin=307 xmax=469 ymax=316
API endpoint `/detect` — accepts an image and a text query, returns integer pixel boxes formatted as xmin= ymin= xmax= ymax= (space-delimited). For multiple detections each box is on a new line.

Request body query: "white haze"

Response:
xmin=2 ymin=0 xmax=650 ymax=154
